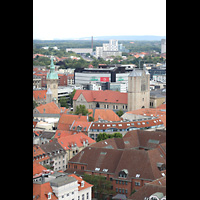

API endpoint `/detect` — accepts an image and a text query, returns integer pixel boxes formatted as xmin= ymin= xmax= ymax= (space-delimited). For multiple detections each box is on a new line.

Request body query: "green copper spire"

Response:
xmin=47 ymin=56 xmax=58 ymax=80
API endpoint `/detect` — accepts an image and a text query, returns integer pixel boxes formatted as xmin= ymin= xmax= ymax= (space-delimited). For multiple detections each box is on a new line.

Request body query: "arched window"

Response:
xmin=96 ymin=102 xmax=100 ymax=108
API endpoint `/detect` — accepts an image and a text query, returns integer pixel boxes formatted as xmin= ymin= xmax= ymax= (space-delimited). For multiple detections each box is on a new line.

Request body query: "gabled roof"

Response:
xmin=90 ymin=130 xmax=166 ymax=150
xmin=35 ymin=102 xmax=61 ymax=114
xmin=33 ymin=182 xmax=58 ymax=200
xmin=57 ymin=132 xmax=96 ymax=150
xmin=68 ymin=174 xmax=93 ymax=191
xmin=33 ymin=145 xmax=50 ymax=163
xmin=57 ymin=114 xmax=88 ymax=130
xmin=88 ymin=109 xmax=121 ymax=122
xmin=73 ymin=90 xmax=127 ymax=104
xmin=54 ymin=130 xmax=74 ymax=139
xmin=129 ymin=183 xmax=166 ymax=200
xmin=70 ymin=121 xmax=92 ymax=132
xmin=40 ymin=139 xmax=65 ymax=155
xmin=68 ymin=147 xmax=123 ymax=174
xmin=33 ymin=90 xmax=47 ymax=100
xmin=33 ymin=162 xmax=47 ymax=176
xmin=68 ymin=146 xmax=166 ymax=181
xmin=125 ymin=107 xmax=166 ymax=127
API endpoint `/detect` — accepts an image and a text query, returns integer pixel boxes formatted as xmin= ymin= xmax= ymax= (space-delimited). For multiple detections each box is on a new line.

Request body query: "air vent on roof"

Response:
xmin=103 ymin=169 xmax=108 ymax=172
xmin=136 ymin=174 xmax=140 ymax=178
xmin=95 ymin=168 xmax=100 ymax=171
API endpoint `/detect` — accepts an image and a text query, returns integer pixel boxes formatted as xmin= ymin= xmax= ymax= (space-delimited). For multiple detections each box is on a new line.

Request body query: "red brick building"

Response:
xmin=66 ymin=144 xmax=166 ymax=199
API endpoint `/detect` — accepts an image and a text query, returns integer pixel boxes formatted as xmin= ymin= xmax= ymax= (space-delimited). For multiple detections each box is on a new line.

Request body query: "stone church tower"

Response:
xmin=128 ymin=68 xmax=150 ymax=111
xmin=46 ymin=57 xmax=58 ymax=104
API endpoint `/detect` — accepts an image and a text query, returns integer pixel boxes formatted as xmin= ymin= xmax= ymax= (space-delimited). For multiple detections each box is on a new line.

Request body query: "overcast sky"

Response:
xmin=33 ymin=0 xmax=166 ymax=40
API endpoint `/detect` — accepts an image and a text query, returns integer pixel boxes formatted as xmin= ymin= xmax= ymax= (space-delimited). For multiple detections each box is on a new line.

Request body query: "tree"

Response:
xmin=69 ymin=89 xmax=76 ymax=107
xmin=74 ymin=105 xmax=91 ymax=116
xmin=88 ymin=116 xmax=94 ymax=122
xmin=96 ymin=132 xmax=122 ymax=142
xmin=96 ymin=133 xmax=109 ymax=142
xmin=116 ymin=109 xmax=124 ymax=117
xmin=113 ymin=132 xmax=123 ymax=138
xmin=33 ymin=100 xmax=38 ymax=109
xmin=83 ymin=174 xmax=115 ymax=200
xmin=59 ymin=96 xmax=69 ymax=108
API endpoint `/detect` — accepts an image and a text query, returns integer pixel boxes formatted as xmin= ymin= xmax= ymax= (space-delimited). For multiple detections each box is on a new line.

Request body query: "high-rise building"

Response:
xmin=96 ymin=39 xmax=122 ymax=59
xmin=161 ymin=39 xmax=166 ymax=53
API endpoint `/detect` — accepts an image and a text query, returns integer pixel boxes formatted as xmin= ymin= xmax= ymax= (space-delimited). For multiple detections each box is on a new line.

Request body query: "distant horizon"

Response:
xmin=33 ymin=35 xmax=166 ymax=41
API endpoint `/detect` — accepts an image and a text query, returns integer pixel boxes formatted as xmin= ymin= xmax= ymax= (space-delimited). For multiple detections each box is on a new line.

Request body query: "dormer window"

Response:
xmin=157 ymin=163 xmax=166 ymax=171
xmin=118 ymin=169 xmax=128 ymax=178
xmin=48 ymin=192 xmax=52 ymax=199
xmin=81 ymin=180 xmax=85 ymax=187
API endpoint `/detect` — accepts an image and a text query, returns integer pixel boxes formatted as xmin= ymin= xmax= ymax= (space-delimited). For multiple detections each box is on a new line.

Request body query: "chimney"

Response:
xmin=41 ymin=174 xmax=45 ymax=184
xmin=81 ymin=180 xmax=85 ymax=187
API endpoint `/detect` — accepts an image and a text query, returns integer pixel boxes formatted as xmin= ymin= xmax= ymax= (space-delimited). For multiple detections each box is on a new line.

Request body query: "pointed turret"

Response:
xmin=47 ymin=56 xmax=58 ymax=80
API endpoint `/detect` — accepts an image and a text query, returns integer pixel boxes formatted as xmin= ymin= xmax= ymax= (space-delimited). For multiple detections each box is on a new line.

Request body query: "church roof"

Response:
xmin=128 ymin=68 xmax=149 ymax=77
xmin=47 ymin=57 xmax=58 ymax=80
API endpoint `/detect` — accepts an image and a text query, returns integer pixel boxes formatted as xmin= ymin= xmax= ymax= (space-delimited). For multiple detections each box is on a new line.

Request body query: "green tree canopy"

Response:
xmin=116 ymin=109 xmax=124 ymax=117
xmin=59 ymin=96 xmax=69 ymax=108
xmin=96 ymin=132 xmax=122 ymax=142
xmin=74 ymin=105 xmax=91 ymax=116
xmin=83 ymin=174 xmax=115 ymax=200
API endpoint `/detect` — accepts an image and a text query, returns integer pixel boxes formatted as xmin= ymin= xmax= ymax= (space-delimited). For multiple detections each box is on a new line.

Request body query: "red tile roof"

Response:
xmin=54 ymin=130 xmax=74 ymax=139
xmin=68 ymin=174 xmax=93 ymax=191
xmin=33 ymin=162 xmax=47 ymax=176
xmin=57 ymin=114 xmax=88 ymax=130
xmin=70 ymin=121 xmax=92 ymax=132
xmin=33 ymin=90 xmax=47 ymax=100
xmin=57 ymin=132 xmax=96 ymax=150
xmin=91 ymin=109 xmax=121 ymax=122
xmin=35 ymin=102 xmax=61 ymax=114
xmin=33 ymin=145 xmax=50 ymax=163
xmin=73 ymin=90 xmax=127 ymax=104
xmin=126 ymin=107 xmax=166 ymax=127
xmin=33 ymin=182 xmax=58 ymax=200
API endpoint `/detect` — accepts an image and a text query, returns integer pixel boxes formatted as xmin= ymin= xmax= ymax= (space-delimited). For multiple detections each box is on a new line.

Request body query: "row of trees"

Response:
xmin=96 ymin=132 xmax=122 ymax=142
xmin=33 ymin=40 xmax=161 ymax=53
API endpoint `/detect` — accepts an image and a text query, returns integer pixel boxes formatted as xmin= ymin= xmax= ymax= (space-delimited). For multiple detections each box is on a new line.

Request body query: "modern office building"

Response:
xmin=74 ymin=64 xmax=135 ymax=91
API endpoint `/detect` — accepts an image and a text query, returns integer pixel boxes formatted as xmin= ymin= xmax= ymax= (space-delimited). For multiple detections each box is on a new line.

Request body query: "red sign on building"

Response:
xmin=100 ymin=77 xmax=109 ymax=82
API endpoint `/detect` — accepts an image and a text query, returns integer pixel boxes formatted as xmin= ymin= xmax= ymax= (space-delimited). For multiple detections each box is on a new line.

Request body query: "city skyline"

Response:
xmin=33 ymin=0 xmax=166 ymax=40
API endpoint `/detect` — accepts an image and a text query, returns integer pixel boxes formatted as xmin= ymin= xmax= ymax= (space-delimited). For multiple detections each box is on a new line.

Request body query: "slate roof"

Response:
xmin=90 ymin=130 xmax=166 ymax=150
xmin=129 ymin=176 xmax=166 ymax=200
xmin=67 ymin=146 xmax=166 ymax=181
xmin=40 ymin=139 xmax=66 ymax=157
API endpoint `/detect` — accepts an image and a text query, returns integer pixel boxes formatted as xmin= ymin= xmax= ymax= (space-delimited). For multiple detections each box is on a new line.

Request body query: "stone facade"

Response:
xmin=128 ymin=68 xmax=150 ymax=111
